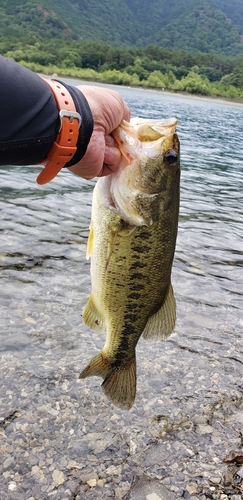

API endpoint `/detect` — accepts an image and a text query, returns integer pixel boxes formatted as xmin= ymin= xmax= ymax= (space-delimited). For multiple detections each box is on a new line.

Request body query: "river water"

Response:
xmin=0 ymin=83 xmax=243 ymax=499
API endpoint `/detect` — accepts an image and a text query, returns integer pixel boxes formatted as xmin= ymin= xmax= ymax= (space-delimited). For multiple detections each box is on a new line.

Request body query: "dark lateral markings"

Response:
xmin=132 ymin=245 xmax=150 ymax=253
xmin=130 ymin=261 xmax=147 ymax=269
xmin=127 ymin=292 xmax=141 ymax=299
xmin=129 ymin=283 xmax=145 ymax=291
xmin=135 ymin=230 xmax=151 ymax=239
xmin=130 ymin=272 xmax=145 ymax=280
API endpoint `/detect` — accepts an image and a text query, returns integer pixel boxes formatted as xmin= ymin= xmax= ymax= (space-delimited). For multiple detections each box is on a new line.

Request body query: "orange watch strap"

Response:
xmin=36 ymin=79 xmax=81 ymax=185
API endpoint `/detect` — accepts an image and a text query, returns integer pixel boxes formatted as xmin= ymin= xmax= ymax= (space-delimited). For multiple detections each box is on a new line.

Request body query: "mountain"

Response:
xmin=215 ymin=0 xmax=243 ymax=35
xmin=0 ymin=0 xmax=243 ymax=56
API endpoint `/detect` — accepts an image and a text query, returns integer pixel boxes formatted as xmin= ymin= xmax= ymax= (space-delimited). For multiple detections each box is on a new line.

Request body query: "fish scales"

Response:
xmin=80 ymin=117 xmax=180 ymax=409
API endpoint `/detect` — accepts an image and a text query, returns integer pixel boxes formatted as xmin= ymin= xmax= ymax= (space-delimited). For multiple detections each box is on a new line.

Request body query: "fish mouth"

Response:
xmin=112 ymin=117 xmax=178 ymax=162
xmin=104 ymin=117 xmax=180 ymax=226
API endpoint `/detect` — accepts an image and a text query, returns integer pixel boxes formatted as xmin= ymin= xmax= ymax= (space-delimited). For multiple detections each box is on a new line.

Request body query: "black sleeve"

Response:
xmin=0 ymin=55 xmax=93 ymax=167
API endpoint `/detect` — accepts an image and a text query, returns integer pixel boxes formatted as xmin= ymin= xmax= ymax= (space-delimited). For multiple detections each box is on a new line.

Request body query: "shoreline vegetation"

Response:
xmin=18 ymin=61 xmax=243 ymax=104
xmin=2 ymin=38 xmax=243 ymax=102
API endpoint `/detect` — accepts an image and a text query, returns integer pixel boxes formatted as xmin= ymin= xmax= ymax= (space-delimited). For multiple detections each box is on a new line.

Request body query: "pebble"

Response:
xmin=67 ymin=460 xmax=83 ymax=470
xmin=3 ymin=457 xmax=14 ymax=469
xmin=187 ymin=484 xmax=198 ymax=494
xmin=106 ymin=465 xmax=122 ymax=475
xmin=1 ymin=261 xmax=243 ymax=500
xmin=81 ymin=472 xmax=99 ymax=483
xmin=87 ymin=478 xmax=97 ymax=487
xmin=196 ymin=424 xmax=214 ymax=435
xmin=209 ymin=477 xmax=221 ymax=484
xmin=146 ymin=494 xmax=162 ymax=500
xmin=52 ymin=470 xmax=65 ymax=487
xmin=8 ymin=481 xmax=17 ymax=491
xmin=31 ymin=466 xmax=45 ymax=482
xmin=97 ymin=479 xmax=106 ymax=486
xmin=237 ymin=466 xmax=243 ymax=478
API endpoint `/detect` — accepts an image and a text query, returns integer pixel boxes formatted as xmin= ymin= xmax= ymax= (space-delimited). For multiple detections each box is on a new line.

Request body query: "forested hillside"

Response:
xmin=1 ymin=0 xmax=243 ymax=100
xmin=0 ymin=0 xmax=243 ymax=55
xmin=215 ymin=0 xmax=243 ymax=35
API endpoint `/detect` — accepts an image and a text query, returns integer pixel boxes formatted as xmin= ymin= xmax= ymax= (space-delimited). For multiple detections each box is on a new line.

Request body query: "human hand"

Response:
xmin=67 ymin=86 xmax=130 ymax=179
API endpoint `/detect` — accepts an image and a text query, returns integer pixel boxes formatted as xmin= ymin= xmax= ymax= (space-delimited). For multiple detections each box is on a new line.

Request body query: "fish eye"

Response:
xmin=165 ymin=150 xmax=177 ymax=164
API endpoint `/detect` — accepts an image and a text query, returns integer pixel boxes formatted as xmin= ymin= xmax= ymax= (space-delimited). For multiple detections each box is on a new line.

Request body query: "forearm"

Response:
xmin=0 ymin=56 xmax=93 ymax=167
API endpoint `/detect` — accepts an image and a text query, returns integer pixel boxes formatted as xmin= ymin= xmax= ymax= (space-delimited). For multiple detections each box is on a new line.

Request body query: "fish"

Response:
xmin=80 ymin=117 xmax=180 ymax=410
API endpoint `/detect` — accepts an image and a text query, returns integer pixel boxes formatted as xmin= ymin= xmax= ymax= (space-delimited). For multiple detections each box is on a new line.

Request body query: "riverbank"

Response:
xmin=39 ymin=71 xmax=243 ymax=107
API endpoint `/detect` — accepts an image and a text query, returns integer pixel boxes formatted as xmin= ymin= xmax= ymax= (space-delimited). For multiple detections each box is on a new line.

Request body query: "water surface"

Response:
xmin=0 ymin=84 xmax=243 ymax=499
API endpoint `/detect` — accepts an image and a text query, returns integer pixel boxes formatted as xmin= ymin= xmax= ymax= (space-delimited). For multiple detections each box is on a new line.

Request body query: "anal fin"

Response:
xmin=80 ymin=351 xmax=111 ymax=379
xmin=143 ymin=283 xmax=176 ymax=340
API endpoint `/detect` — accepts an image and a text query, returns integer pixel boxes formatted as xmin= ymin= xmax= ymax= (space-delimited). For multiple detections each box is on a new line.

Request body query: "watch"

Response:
xmin=36 ymin=78 xmax=81 ymax=185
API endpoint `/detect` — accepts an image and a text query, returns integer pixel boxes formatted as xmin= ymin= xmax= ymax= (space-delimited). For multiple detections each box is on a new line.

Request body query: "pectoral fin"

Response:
xmin=86 ymin=223 xmax=94 ymax=259
xmin=82 ymin=293 xmax=105 ymax=331
xmin=143 ymin=283 xmax=176 ymax=340
xmin=106 ymin=221 xmax=135 ymax=269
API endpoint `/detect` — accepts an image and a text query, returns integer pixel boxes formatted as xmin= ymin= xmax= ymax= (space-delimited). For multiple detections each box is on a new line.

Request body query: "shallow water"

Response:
xmin=0 ymin=83 xmax=243 ymax=499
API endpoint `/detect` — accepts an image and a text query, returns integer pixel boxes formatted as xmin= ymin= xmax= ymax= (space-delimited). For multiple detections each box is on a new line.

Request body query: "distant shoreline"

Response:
xmin=39 ymin=73 xmax=243 ymax=107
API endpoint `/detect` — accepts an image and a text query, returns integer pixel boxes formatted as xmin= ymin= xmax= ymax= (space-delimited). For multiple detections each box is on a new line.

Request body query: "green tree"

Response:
xmin=180 ymin=71 xmax=211 ymax=94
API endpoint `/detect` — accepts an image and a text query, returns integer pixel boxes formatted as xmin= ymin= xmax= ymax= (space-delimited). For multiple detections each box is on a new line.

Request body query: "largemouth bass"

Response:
xmin=80 ymin=117 xmax=180 ymax=409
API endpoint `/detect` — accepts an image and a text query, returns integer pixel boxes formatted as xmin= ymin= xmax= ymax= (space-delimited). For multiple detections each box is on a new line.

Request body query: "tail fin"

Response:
xmin=80 ymin=352 xmax=136 ymax=410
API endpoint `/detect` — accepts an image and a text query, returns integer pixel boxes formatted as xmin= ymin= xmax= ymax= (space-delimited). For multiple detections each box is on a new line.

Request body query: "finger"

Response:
xmin=105 ymin=135 xmax=118 ymax=147
xmin=103 ymin=145 xmax=122 ymax=173
xmin=123 ymin=102 xmax=131 ymax=122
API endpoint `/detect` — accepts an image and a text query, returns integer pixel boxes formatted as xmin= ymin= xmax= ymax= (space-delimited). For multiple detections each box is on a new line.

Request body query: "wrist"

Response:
xmin=36 ymin=80 xmax=94 ymax=185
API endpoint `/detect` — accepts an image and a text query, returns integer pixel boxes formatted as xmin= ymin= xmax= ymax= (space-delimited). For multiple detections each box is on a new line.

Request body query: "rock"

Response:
xmin=97 ymin=479 xmax=106 ymax=486
xmin=52 ymin=470 xmax=65 ymax=487
xmin=8 ymin=481 xmax=17 ymax=491
xmin=146 ymin=493 xmax=162 ymax=500
xmin=115 ymin=486 xmax=131 ymax=498
xmin=128 ymin=477 xmax=176 ymax=500
xmin=87 ymin=478 xmax=97 ymax=487
xmin=31 ymin=466 xmax=45 ymax=482
xmin=237 ymin=466 xmax=243 ymax=478
xmin=106 ymin=465 xmax=122 ymax=475
xmin=47 ymin=408 xmax=59 ymax=416
xmin=196 ymin=424 xmax=213 ymax=435
xmin=209 ymin=477 xmax=221 ymax=485
xmin=224 ymin=450 xmax=243 ymax=464
xmin=67 ymin=460 xmax=83 ymax=470
xmin=187 ymin=484 xmax=198 ymax=494
xmin=3 ymin=456 xmax=14 ymax=469
xmin=80 ymin=472 xmax=99 ymax=483
xmin=223 ymin=473 xmax=234 ymax=485
xmin=24 ymin=317 xmax=37 ymax=324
